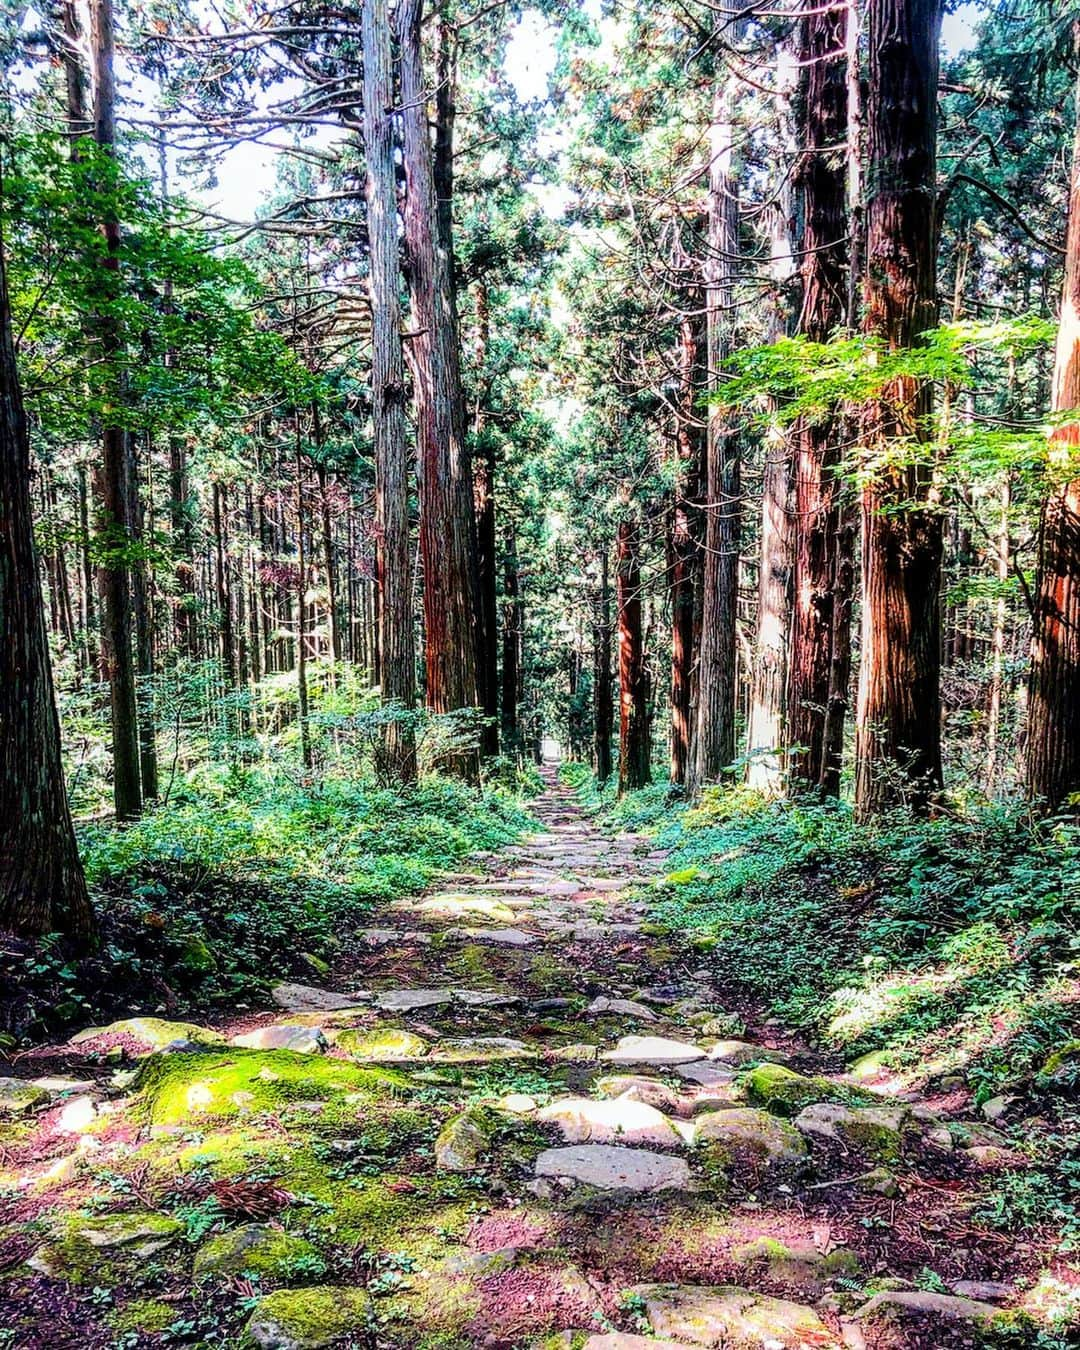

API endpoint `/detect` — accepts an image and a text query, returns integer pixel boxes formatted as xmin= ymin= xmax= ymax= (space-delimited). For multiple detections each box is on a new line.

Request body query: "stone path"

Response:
xmin=0 ymin=768 xmax=1037 ymax=1348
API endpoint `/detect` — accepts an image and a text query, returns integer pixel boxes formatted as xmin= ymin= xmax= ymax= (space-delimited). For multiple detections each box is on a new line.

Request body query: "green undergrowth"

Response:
xmin=627 ymin=784 xmax=1079 ymax=1101
xmin=2 ymin=770 xmax=534 ymax=1043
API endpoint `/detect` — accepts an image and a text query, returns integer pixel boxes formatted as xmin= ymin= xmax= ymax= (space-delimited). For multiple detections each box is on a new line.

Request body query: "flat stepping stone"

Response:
xmin=676 ymin=1062 xmax=737 ymax=1087
xmin=537 ymin=1097 xmax=683 ymax=1148
xmin=0 ymin=1078 xmax=50 ymax=1114
xmin=632 ymin=1284 xmax=841 ymax=1348
xmin=375 ymin=989 xmax=453 ymax=1012
xmin=583 ymin=1337 xmax=691 ymax=1350
xmin=694 ymin=1108 xmax=808 ymax=1168
xmin=416 ymin=894 xmax=516 ymax=922
xmin=707 ymin=1040 xmax=790 ymax=1066
xmin=602 ymin=1035 xmax=704 ymax=1066
xmin=271 ymin=983 xmax=359 ymax=1013
xmin=357 ymin=928 xmax=432 ymax=946
xmin=462 ymin=927 xmax=537 ymax=946
xmin=535 ymin=1144 xmax=691 ymax=1192
xmin=587 ymin=996 xmax=657 ymax=1022
xmin=429 ymin=1037 xmax=532 ymax=1061
xmin=451 ymin=989 xmax=520 ymax=1007
xmin=595 ymin=1075 xmax=682 ymax=1113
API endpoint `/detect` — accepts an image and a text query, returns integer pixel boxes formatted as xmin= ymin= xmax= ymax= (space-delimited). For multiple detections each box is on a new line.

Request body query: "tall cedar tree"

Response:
xmin=1027 ymin=25 xmax=1080 ymax=810
xmin=787 ymin=0 xmax=852 ymax=794
xmin=0 ymin=234 xmax=95 ymax=942
xmin=398 ymin=0 xmax=482 ymax=763
xmin=617 ymin=516 xmax=651 ymax=792
xmin=363 ymin=0 xmax=417 ymax=783
xmin=854 ymin=0 xmax=944 ymax=817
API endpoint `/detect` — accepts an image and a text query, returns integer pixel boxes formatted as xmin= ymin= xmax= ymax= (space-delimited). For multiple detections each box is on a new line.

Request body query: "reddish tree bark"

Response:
xmin=1027 ymin=30 xmax=1080 ymax=810
xmin=788 ymin=0 xmax=852 ymax=794
xmin=363 ymin=0 xmax=417 ymax=784
xmin=0 ymin=237 xmax=94 ymax=942
xmin=617 ymin=518 xmax=651 ymax=794
xmin=398 ymin=0 xmax=481 ymax=766
xmin=854 ymin=0 xmax=944 ymax=817
xmin=594 ymin=544 xmax=614 ymax=784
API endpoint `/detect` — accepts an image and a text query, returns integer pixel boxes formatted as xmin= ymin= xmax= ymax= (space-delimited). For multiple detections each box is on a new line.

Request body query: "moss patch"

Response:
xmin=244 ymin=1285 xmax=372 ymax=1348
xmin=742 ymin=1063 xmax=874 ymax=1116
xmin=28 ymin=1210 xmax=184 ymax=1284
xmin=193 ymin=1223 xmax=324 ymax=1280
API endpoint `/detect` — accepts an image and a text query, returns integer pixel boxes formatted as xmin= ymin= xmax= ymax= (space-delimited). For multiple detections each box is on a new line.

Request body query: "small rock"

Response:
xmin=587 ymin=996 xmax=657 ymax=1022
xmin=842 ymin=1290 xmax=1003 ymax=1349
xmin=271 ymin=983 xmax=359 ymax=1013
xmin=30 ymin=1076 xmax=96 ymax=1095
xmin=981 ymin=1094 xmax=1013 ymax=1122
xmin=495 ymin=1093 xmax=537 ymax=1114
xmin=54 ymin=1095 xmax=98 ymax=1134
xmin=742 ymin=1062 xmax=867 ymax=1115
xmin=731 ymin=1235 xmax=860 ymax=1295
xmin=601 ymin=1035 xmax=704 ymax=1066
xmin=534 ymin=1144 xmax=692 ymax=1192
xmin=926 ymin=1125 xmax=954 ymax=1151
xmin=793 ymin=1102 xmax=912 ymax=1161
xmin=951 ymin=1280 xmax=1013 ymax=1302
xmin=707 ymin=1040 xmax=790 ymax=1067
xmin=431 ymin=1036 xmax=532 ymax=1062
xmin=550 ymin=1043 xmax=599 ymax=1061
xmin=451 ymin=989 xmax=519 ymax=1007
xmin=676 ymin=1062 xmax=737 ymax=1088
xmin=332 ymin=1027 xmax=428 ymax=1060
xmin=596 ymin=1075 xmax=681 ymax=1112
xmin=230 ymin=1025 xmax=327 ymax=1054
xmin=436 ymin=1110 xmax=492 ymax=1170
xmin=462 ymin=927 xmax=537 ymax=946
xmin=537 ymin=1097 xmax=684 ymax=1148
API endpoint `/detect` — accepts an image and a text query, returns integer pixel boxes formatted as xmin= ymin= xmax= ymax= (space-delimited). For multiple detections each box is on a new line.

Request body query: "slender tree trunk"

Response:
xmin=986 ymin=474 xmax=1012 ymax=790
xmin=363 ymin=0 xmax=417 ymax=785
xmin=398 ymin=0 xmax=481 ymax=771
xmin=472 ymin=280 xmax=500 ymax=757
xmin=132 ymin=433 xmax=158 ymax=799
xmin=501 ymin=527 xmax=521 ymax=754
xmin=0 ymin=236 xmax=94 ymax=941
xmin=688 ymin=69 xmax=742 ymax=794
xmin=670 ymin=314 xmax=705 ymax=786
xmin=854 ymin=0 xmax=944 ymax=818
xmin=788 ymin=0 xmax=852 ymax=794
xmin=617 ymin=518 xmax=651 ymax=793
xmin=594 ymin=546 xmax=614 ymax=785
xmin=294 ymin=427 xmax=312 ymax=771
xmin=746 ymin=37 xmax=798 ymax=791
xmin=1026 ymin=30 xmax=1080 ymax=810
xmin=212 ymin=481 xmax=236 ymax=689
xmin=316 ymin=462 xmax=342 ymax=667
xmin=89 ymin=0 xmax=141 ymax=820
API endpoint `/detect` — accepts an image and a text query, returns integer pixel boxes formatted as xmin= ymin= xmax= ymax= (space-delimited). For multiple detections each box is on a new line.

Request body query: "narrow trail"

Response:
xmin=1 ymin=769 xmax=1027 ymax=1348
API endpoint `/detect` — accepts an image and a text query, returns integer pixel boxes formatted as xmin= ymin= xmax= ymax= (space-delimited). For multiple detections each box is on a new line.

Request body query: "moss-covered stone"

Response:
xmin=176 ymin=933 xmax=217 ymax=977
xmin=109 ymin=1298 xmax=178 ymax=1334
xmin=1038 ymin=1039 xmax=1080 ymax=1086
xmin=243 ymin=1285 xmax=371 ymax=1348
xmin=0 ymin=1077 xmax=49 ymax=1115
xmin=27 ymin=1211 xmax=184 ymax=1283
xmin=435 ymin=1108 xmax=494 ymax=1170
xmin=694 ymin=1108 xmax=808 ymax=1182
xmin=730 ymin=1236 xmax=860 ymax=1295
xmin=794 ymin=1102 xmax=913 ymax=1162
xmin=742 ymin=1063 xmax=874 ymax=1117
xmin=194 ymin=1224 xmax=324 ymax=1280
xmin=70 ymin=1017 xmax=226 ymax=1052
xmin=332 ymin=1027 xmax=429 ymax=1060
xmin=134 ymin=1049 xmax=408 ymax=1126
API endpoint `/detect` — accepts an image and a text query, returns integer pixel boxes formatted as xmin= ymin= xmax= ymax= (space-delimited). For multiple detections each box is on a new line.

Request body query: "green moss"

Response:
xmin=109 ymin=1298 xmax=178 ymax=1334
xmin=29 ymin=1211 xmax=184 ymax=1284
xmin=333 ymin=1027 xmax=429 ymax=1060
xmin=193 ymin=1223 xmax=323 ymax=1280
xmin=742 ymin=1063 xmax=873 ymax=1116
xmin=70 ymin=1017 xmax=226 ymax=1050
xmin=134 ymin=1050 xmax=409 ymax=1126
xmin=1039 ymin=1039 xmax=1080 ymax=1080
xmin=244 ymin=1286 xmax=372 ymax=1348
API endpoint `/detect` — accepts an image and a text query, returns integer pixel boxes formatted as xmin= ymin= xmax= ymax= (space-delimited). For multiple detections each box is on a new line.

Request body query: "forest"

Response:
xmin=1 ymin=0 xmax=1080 ymax=1346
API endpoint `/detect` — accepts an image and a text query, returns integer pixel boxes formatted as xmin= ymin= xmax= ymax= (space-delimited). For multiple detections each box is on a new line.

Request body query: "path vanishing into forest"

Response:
xmin=1 ymin=769 xmax=1034 ymax=1348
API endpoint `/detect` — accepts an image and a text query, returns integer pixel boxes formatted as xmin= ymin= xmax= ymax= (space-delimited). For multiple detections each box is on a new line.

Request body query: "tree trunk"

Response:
xmin=398 ymin=0 xmax=481 ymax=769
xmin=90 ymin=0 xmax=141 ymax=821
xmin=854 ymin=0 xmax=944 ymax=818
xmin=472 ymin=280 xmax=500 ymax=757
xmin=788 ymin=0 xmax=852 ymax=794
xmin=501 ymin=527 xmax=521 ymax=755
xmin=1026 ymin=29 xmax=1080 ymax=810
xmin=132 ymin=433 xmax=158 ymax=799
xmin=594 ymin=545 xmax=614 ymax=785
xmin=362 ymin=0 xmax=417 ymax=785
xmin=688 ymin=70 xmax=742 ymax=794
xmin=986 ymin=474 xmax=1011 ymax=790
xmin=746 ymin=37 xmax=798 ymax=791
xmin=617 ymin=519 xmax=651 ymax=794
xmin=0 ymin=236 xmax=94 ymax=942
xmin=295 ymin=428 xmax=312 ymax=771
xmin=670 ymin=315 xmax=705 ymax=787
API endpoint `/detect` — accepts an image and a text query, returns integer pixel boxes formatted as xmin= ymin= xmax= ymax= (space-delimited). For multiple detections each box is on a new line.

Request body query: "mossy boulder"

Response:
xmin=175 ymin=933 xmax=217 ymax=978
xmin=631 ymin=1283 xmax=840 ymax=1349
xmin=1038 ymin=1039 xmax=1080 ymax=1088
xmin=694 ymin=1108 xmax=808 ymax=1181
xmin=793 ymin=1102 xmax=914 ymax=1162
xmin=109 ymin=1299 xmax=178 ymax=1334
xmin=742 ymin=1063 xmax=873 ymax=1117
xmin=436 ymin=1108 xmax=494 ymax=1170
xmin=135 ymin=1049 xmax=408 ymax=1127
xmin=0 ymin=1077 xmax=49 ymax=1115
xmin=244 ymin=1286 xmax=371 ymax=1348
xmin=842 ymin=1290 xmax=1006 ymax=1346
xmin=70 ymin=1017 xmax=226 ymax=1053
xmin=194 ymin=1224 xmax=324 ymax=1280
xmin=332 ymin=1027 xmax=429 ymax=1060
xmin=730 ymin=1236 xmax=860 ymax=1295
xmin=27 ymin=1211 xmax=183 ymax=1283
